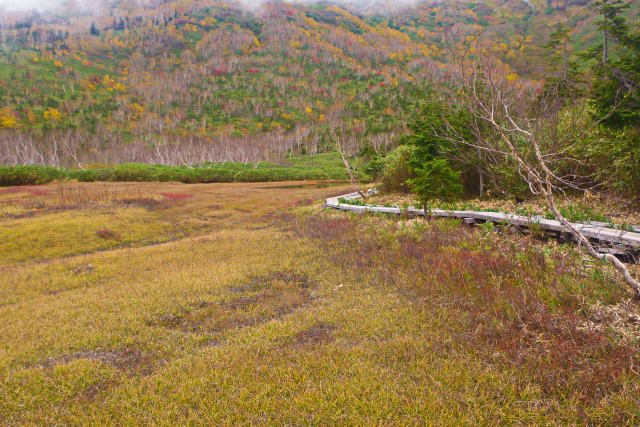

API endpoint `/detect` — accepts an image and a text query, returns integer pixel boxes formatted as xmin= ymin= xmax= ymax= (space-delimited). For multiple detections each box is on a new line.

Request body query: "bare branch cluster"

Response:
xmin=0 ymin=124 xmax=328 ymax=167
xmin=439 ymin=32 xmax=640 ymax=295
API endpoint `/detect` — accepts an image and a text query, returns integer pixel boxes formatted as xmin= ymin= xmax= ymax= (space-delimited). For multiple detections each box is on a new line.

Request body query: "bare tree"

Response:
xmin=438 ymin=35 xmax=640 ymax=296
xmin=332 ymin=128 xmax=365 ymax=197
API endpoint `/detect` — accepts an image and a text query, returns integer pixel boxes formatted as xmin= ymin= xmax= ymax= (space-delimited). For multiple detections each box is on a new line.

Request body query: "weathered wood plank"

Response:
xmin=325 ymin=193 xmax=640 ymax=249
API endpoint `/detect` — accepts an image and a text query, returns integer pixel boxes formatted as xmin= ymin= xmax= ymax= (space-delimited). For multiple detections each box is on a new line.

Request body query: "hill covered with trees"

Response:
xmin=0 ymin=0 xmax=635 ymax=167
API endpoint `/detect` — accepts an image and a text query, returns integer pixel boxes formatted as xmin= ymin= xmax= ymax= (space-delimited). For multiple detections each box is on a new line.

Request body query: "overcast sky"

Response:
xmin=0 ymin=0 xmax=424 ymax=13
xmin=0 ymin=0 xmax=76 ymax=12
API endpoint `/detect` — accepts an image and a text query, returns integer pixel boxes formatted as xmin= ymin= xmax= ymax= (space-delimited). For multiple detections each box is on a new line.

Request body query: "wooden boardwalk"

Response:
xmin=326 ymin=192 xmax=640 ymax=256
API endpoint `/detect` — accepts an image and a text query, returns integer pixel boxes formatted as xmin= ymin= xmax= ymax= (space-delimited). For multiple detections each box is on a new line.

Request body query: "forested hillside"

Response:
xmin=0 ymin=0 xmax=634 ymax=165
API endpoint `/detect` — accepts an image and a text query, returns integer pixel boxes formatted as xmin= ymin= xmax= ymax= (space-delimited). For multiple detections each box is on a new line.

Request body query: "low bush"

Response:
xmin=233 ymin=166 xmax=348 ymax=182
xmin=188 ymin=167 xmax=237 ymax=183
xmin=67 ymin=169 xmax=97 ymax=182
xmin=0 ymin=165 xmax=66 ymax=186
xmin=1 ymin=163 xmax=349 ymax=186
xmin=234 ymin=167 xmax=297 ymax=182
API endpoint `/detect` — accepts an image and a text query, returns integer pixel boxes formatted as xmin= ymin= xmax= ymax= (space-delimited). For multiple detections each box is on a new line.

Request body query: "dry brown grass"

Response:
xmin=0 ymin=181 xmax=349 ymax=266
xmin=285 ymin=210 xmax=640 ymax=420
xmin=1 ymin=180 xmax=639 ymax=424
xmin=156 ymin=272 xmax=315 ymax=334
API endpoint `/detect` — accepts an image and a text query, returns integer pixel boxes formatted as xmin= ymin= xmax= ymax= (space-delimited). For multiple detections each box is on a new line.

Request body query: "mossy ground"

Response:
xmin=1 ymin=181 xmax=638 ymax=424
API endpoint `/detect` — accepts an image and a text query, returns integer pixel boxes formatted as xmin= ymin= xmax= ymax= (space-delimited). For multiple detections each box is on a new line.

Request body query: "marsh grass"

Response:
xmin=155 ymin=272 xmax=315 ymax=334
xmin=285 ymin=211 xmax=640 ymax=420
xmin=0 ymin=180 xmax=639 ymax=424
xmin=1 ymin=182 xmax=166 ymax=211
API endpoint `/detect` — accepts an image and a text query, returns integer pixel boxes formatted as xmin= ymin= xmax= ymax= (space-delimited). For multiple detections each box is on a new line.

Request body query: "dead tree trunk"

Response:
xmin=543 ymin=187 xmax=640 ymax=296
xmin=335 ymin=132 xmax=365 ymax=198
xmin=438 ymin=33 xmax=640 ymax=296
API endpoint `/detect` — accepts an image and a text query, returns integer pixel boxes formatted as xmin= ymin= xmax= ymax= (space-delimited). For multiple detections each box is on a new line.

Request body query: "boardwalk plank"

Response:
xmin=326 ymin=193 xmax=640 ymax=249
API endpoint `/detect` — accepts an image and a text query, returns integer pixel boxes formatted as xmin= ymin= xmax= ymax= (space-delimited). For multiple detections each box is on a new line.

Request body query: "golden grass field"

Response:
xmin=1 ymin=181 xmax=639 ymax=424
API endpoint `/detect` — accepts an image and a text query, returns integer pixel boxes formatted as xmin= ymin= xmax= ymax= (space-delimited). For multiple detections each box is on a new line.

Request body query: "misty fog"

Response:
xmin=0 ymin=0 xmax=427 ymax=14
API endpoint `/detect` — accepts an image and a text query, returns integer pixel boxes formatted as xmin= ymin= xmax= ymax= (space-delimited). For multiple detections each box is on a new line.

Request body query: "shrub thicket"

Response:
xmin=0 ymin=162 xmax=351 ymax=187
xmin=0 ymin=165 xmax=66 ymax=186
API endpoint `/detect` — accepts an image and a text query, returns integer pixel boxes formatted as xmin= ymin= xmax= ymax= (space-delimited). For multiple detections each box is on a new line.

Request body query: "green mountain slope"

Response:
xmin=0 ymin=0 xmax=634 ymax=164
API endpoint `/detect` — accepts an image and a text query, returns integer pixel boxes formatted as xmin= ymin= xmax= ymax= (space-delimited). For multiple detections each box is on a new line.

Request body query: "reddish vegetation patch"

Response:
xmin=0 ymin=198 xmax=24 ymax=205
xmin=294 ymin=323 xmax=336 ymax=345
xmin=294 ymin=214 xmax=353 ymax=241
xmin=287 ymin=213 xmax=640 ymax=411
xmin=0 ymin=187 xmax=27 ymax=194
xmin=81 ymin=379 xmax=118 ymax=402
xmin=27 ymin=188 xmax=53 ymax=196
xmin=0 ymin=186 xmax=53 ymax=196
xmin=160 ymin=192 xmax=193 ymax=200
xmin=96 ymin=228 xmax=118 ymax=239
xmin=293 ymin=198 xmax=314 ymax=207
xmin=157 ymin=272 xmax=315 ymax=334
xmin=121 ymin=197 xmax=165 ymax=210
